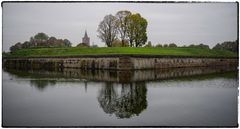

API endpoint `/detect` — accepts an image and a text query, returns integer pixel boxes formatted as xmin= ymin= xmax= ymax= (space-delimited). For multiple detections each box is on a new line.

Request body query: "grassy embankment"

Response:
xmin=3 ymin=47 xmax=238 ymax=58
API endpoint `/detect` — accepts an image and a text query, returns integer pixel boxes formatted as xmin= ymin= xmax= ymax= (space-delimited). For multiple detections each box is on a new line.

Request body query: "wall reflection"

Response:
xmin=3 ymin=66 xmax=238 ymax=119
xmin=98 ymin=82 xmax=147 ymax=118
xmin=4 ymin=66 xmax=237 ymax=91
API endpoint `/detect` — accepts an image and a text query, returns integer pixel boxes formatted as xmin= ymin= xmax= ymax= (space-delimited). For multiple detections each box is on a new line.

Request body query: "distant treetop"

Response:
xmin=34 ymin=32 xmax=49 ymax=40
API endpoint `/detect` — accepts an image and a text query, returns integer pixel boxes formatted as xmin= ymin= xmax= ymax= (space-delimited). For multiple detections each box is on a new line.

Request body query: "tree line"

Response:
xmin=97 ymin=10 xmax=148 ymax=47
xmin=212 ymin=40 xmax=238 ymax=53
xmin=10 ymin=32 xmax=72 ymax=52
xmin=151 ymin=42 xmax=210 ymax=49
xmin=144 ymin=40 xmax=238 ymax=53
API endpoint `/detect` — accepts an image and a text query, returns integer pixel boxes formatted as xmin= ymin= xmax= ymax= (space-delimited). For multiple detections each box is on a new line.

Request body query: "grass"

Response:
xmin=3 ymin=47 xmax=238 ymax=58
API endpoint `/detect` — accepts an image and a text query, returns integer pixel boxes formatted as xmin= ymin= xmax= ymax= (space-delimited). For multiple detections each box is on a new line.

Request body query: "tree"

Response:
xmin=213 ymin=43 xmax=221 ymax=49
xmin=155 ymin=44 xmax=163 ymax=48
xmin=188 ymin=44 xmax=209 ymax=49
xmin=49 ymin=36 xmax=57 ymax=41
xmin=9 ymin=33 xmax=73 ymax=51
xmin=34 ymin=32 xmax=49 ymax=41
xmin=63 ymin=39 xmax=72 ymax=47
xmin=168 ymin=43 xmax=177 ymax=47
xmin=115 ymin=10 xmax=131 ymax=47
xmin=22 ymin=41 xmax=30 ymax=48
xmin=144 ymin=41 xmax=152 ymax=47
xmin=126 ymin=13 xmax=148 ymax=47
xmin=48 ymin=37 xmax=57 ymax=46
xmin=163 ymin=44 xmax=168 ymax=48
xmin=29 ymin=36 xmax=36 ymax=47
xmin=10 ymin=42 xmax=22 ymax=52
xmin=213 ymin=40 xmax=238 ymax=53
xmin=198 ymin=44 xmax=209 ymax=49
xmin=188 ymin=44 xmax=195 ymax=47
xmin=97 ymin=14 xmax=118 ymax=47
xmin=112 ymin=39 xmax=129 ymax=47
xmin=30 ymin=36 xmax=34 ymax=43
xmin=76 ymin=43 xmax=89 ymax=48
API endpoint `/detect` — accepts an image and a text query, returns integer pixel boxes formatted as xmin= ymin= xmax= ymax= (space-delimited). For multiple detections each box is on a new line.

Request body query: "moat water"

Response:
xmin=2 ymin=67 xmax=238 ymax=127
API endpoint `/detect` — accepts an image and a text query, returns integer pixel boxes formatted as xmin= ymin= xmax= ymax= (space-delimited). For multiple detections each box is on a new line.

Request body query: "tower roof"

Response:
xmin=84 ymin=30 xmax=88 ymax=38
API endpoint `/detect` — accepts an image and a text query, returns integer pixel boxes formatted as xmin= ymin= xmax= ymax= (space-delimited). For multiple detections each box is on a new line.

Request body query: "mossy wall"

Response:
xmin=132 ymin=58 xmax=238 ymax=69
xmin=3 ymin=56 xmax=238 ymax=70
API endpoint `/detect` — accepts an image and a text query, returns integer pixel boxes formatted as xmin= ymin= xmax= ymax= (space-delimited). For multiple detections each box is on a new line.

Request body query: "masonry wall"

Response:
xmin=3 ymin=56 xmax=238 ymax=70
xmin=132 ymin=58 xmax=238 ymax=69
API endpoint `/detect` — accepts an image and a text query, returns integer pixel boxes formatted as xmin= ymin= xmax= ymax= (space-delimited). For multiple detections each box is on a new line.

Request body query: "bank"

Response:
xmin=3 ymin=54 xmax=238 ymax=70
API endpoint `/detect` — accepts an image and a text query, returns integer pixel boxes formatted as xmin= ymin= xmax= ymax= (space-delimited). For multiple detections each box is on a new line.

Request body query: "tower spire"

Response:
xmin=82 ymin=30 xmax=90 ymax=46
xmin=84 ymin=30 xmax=88 ymax=37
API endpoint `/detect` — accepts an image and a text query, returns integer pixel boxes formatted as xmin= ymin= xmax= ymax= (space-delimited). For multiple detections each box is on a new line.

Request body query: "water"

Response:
xmin=2 ymin=67 xmax=238 ymax=127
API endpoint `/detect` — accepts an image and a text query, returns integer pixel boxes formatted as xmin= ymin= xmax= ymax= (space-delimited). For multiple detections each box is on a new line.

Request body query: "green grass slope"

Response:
xmin=4 ymin=47 xmax=238 ymax=58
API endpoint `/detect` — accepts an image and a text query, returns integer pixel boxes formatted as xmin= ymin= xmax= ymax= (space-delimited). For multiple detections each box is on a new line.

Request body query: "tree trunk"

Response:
xmin=130 ymin=40 xmax=133 ymax=47
xmin=121 ymin=39 xmax=124 ymax=47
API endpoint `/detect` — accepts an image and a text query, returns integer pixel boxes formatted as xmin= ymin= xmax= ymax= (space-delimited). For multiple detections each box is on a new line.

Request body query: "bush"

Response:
xmin=213 ymin=40 xmax=238 ymax=53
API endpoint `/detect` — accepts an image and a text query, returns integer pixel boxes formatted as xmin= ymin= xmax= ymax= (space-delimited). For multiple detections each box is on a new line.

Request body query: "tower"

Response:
xmin=82 ymin=30 xmax=90 ymax=46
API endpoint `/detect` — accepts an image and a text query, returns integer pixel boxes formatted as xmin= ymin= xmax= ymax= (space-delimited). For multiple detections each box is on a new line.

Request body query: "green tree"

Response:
xmin=155 ymin=44 xmax=163 ymax=48
xmin=188 ymin=44 xmax=209 ymax=49
xmin=188 ymin=44 xmax=195 ymax=47
xmin=97 ymin=14 xmax=118 ymax=47
xmin=30 ymin=36 xmax=34 ymax=42
xmin=144 ymin=41 xmax=152 ymax=47
xmin=126 ymin=13 xmax=148 ymax=47
xmin=213 ymin=40 xmax=238 ymax=53
xmin=10 ymin=42 xmax=22 ymax=52
xmin=34 ymin=32 xmax=49 ymax=40
xmin=63 ymin=39 xmax=72 ymax=47
xmin=22 ymin=41 xmax=30 ymax=48
xmin=198 ymin=44 xmax=209 ymax=49
xmin=163 ymin=44 xmax=168 ymax=48
xmin=168 ymin=43 xmax=177 ymax=47
xmin=112 ymin=39 xmax=129 ymax=47
xmin=115 ymin=10 xmax=132 ymax=47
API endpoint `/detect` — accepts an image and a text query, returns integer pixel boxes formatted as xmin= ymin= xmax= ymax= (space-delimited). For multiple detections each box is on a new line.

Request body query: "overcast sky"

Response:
xmin=2 ymin=2 xmax=238 ymax=51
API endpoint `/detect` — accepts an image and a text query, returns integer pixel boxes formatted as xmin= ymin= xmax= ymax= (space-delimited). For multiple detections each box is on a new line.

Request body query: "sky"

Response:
xmin=2 ymin=2 xmax=238 ymax=51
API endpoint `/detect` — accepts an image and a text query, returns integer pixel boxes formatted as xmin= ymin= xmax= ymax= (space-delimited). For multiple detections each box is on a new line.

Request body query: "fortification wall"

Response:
xmin=3 ymin=55 xmax=238 ymax=70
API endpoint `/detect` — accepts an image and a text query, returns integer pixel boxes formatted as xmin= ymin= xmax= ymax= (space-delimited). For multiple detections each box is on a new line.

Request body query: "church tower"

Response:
xmin=82 ymin=30 xmax=90 ymax=46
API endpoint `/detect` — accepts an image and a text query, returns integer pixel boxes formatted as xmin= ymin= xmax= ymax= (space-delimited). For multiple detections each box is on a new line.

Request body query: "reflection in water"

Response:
xmin=3 ymin=66 xmax=238 ymax=91
xmin=4 ymin=66 xmax=237 ymax=83
xmin=98 ymin=82 xmax=147 ymax=118
xmin=30 ymin=80 xmax=56 ymax=91
xmin=2 ymin=66 xmax=238 ymax=126
xmin=4 ymin=66 xmax=236 ymax=120
xmin=4 ymin=66 xmax=237 ymax=92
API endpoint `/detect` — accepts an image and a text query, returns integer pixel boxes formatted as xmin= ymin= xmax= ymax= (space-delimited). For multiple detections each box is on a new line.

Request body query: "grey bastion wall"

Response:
xmin=3 ymin=55 xmax=238 ymax=70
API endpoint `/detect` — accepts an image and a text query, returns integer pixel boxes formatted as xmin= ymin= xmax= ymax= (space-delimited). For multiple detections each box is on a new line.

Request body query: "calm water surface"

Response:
xmin=2 ymin=67 xmax=238 ymax=127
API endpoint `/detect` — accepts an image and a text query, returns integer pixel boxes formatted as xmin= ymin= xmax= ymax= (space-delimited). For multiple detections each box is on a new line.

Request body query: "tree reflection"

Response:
xmin=98 ymin=82 xmax=147 ymax=118
xmin=30 ymin=80 xmax=56 ymax=91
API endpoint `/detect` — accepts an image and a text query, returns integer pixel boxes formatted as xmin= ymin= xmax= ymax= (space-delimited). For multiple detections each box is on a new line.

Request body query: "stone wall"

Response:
xmin=63 ymin=57 xmax=119 ymax=70
xmin=3 ymin=55 xmax=238 ymax=70
xmin=132 ymin=57 xmax=238 ymax=69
